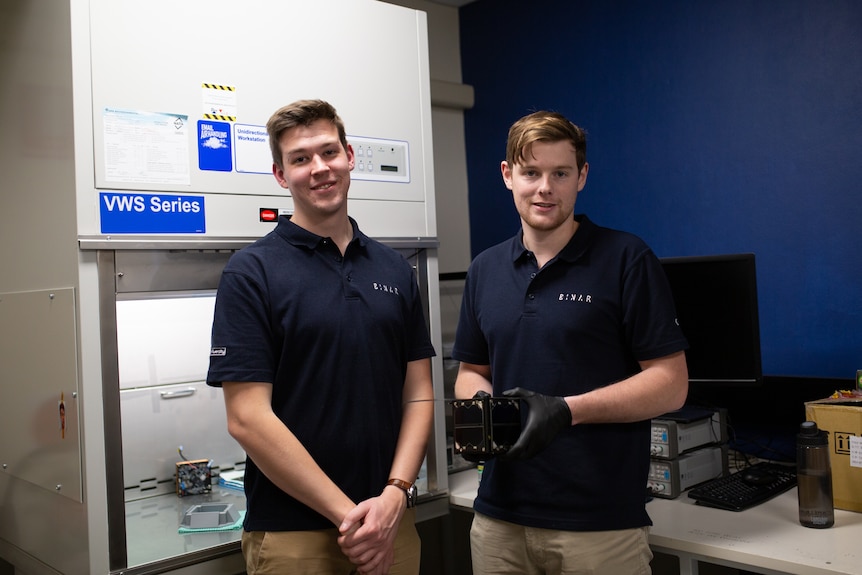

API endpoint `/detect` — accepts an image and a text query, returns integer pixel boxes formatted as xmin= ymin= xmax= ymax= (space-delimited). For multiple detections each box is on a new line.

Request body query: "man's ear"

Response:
xmin=272 ymin=163 xmax=289 ymax=189
xmin=346 ymin=143 xmax=355 ymax=171
xmin=501 ymin=160 xmax=514 ymax=190
xmin=577 ymin=162 xmax=589 ymax=191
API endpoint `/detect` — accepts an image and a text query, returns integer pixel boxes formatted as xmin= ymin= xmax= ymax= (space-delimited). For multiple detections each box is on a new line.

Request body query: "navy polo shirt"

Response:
xmin=207 ymin=216 xmax=435 ymax=531
xmin=452 ymin=214 xmax=687 ymax=531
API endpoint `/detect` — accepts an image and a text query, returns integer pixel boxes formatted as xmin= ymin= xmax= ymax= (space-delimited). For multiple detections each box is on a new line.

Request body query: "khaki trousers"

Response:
xmin=242 ymin=508 xmax=420 ymax=575
xmin=470 ymin=512 xmax=652 ymax=575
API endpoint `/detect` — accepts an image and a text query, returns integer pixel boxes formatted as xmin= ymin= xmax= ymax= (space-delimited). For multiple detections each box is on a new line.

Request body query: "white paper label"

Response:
xmin=850 ymin=435 xmax=862 ymax=468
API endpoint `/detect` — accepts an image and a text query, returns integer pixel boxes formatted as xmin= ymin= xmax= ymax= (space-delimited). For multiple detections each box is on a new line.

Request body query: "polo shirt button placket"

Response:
xmin=342 ymin=258 xmax=356 ymax=296
xmin=526 ymin=272 xmax=538 ymax=308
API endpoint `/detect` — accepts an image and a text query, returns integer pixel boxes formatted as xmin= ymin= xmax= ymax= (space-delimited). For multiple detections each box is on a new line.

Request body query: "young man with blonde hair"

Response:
xmin=454 ymin=110 xmax=689 ymax=574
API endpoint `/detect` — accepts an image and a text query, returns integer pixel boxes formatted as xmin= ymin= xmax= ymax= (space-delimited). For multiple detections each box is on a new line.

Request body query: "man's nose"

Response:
xmin=310 ymin=154 xmax=328 ymax=173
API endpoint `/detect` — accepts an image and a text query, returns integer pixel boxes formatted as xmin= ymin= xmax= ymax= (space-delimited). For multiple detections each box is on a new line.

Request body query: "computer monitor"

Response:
xmin=660 ymin=253 xmax=763 ymax=387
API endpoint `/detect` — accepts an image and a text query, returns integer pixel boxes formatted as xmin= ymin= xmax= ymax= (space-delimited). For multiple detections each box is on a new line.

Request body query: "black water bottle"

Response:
xmin=796 ymin=421 xmax=834 ymax=528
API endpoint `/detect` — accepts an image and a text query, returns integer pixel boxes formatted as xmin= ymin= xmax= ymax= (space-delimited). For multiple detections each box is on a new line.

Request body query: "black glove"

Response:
xmin=459 ymin=390 xmax=491 ymax=463
xmin=499 ymin=387 xmax=571 ymax=460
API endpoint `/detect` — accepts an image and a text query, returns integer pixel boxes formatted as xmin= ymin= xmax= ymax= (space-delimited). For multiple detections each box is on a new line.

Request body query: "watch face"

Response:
xmin=407 ymin=484 xmax=418 ymax=508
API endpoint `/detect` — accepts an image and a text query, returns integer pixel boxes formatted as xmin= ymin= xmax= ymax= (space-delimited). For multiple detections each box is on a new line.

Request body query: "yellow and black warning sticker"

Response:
xmin=202 ymin=83 xmax=237 ymax=122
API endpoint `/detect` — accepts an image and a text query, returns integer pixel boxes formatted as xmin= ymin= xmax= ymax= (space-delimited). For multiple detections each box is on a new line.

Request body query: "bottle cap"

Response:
xmin=798 ymin=421 xmax=828 ymax=446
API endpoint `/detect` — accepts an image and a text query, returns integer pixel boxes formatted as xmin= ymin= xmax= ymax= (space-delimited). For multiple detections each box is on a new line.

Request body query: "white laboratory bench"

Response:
xmin=448 ymin=469 xmax=862 ymax=575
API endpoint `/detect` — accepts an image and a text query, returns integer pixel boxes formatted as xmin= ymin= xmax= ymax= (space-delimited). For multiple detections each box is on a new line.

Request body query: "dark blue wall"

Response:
xmin=459 ymin=0 xmax=862 ymax=379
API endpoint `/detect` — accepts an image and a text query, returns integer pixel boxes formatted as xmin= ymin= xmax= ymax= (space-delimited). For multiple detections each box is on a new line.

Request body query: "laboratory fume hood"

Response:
xmin=0 ymin=1 xmax=448 ymax=574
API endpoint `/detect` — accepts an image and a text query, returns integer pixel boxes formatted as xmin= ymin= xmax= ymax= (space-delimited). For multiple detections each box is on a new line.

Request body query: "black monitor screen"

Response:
xmin=660 ymin=253 xmax=762 ymax=386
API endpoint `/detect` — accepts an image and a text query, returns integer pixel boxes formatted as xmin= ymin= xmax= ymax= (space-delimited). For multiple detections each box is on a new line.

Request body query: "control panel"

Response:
xmin=348 ymin=136 xmax=410 ymax=183
xmin=650 ymin=407 xmax=727 ymax=459
xmin=648 ymin=444 xmax=728 ymax=499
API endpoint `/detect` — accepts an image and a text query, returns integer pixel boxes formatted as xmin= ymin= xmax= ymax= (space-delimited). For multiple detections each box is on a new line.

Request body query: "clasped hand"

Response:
xmin=338 ymin=488 xmax=405 ymax=575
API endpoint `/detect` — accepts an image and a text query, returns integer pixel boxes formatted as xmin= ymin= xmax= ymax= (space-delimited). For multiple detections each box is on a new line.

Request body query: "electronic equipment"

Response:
xmin=687 ymin=461 xmax=797 ymax=511
xmin=648 ymin=444 xmax=728 ymax=499
xmin=452 ymin=396 xmax=521 ymax=457
xmin=176 ymin=459 xmax=212 ymax=497
xmin=660 ymin=253 xmax=762 ymax=387
xmin=651 ymin=407 xmax=727 ymax=459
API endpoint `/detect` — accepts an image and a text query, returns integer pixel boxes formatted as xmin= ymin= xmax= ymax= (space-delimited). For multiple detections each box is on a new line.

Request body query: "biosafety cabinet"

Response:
xmin=0 ymin=1 xmax=449 ymax=574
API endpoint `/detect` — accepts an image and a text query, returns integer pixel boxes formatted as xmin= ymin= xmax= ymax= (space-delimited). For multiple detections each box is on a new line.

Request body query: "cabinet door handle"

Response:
xmin=160 ymin=388 xmax=196 ymax=399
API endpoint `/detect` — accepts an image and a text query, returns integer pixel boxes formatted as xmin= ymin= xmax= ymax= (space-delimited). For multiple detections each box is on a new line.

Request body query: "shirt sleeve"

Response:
xmin=622 ymin=248 xmax=689 ymax=361
xmin=451 ymin=267 xmax=490 ymax=366
xmin=206 ymin=267 xmax=276 ymax=386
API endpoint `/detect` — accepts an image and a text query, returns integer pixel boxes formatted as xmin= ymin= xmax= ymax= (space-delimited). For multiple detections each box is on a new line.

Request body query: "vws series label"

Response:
xmin=99 ymin=192 xmax=206 ymax=234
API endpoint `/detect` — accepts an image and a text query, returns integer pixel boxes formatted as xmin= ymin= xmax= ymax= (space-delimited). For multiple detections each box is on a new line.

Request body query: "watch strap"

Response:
xmin=386 ymin=478 xmax=413 ymax=491
xmin=386 ymin=478 xmax=417 ymax=508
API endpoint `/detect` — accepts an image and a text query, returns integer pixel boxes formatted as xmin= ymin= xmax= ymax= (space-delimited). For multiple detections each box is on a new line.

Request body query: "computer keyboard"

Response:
xmin=687 ymin=461 xmax=797 ymax=511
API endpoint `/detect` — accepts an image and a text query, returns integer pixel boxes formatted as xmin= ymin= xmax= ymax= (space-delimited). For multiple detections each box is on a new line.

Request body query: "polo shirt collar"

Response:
xmin=512 ymin=214 xmax=595 ymax=264
xmin=274 ymin=215 xmax=368 ymax=251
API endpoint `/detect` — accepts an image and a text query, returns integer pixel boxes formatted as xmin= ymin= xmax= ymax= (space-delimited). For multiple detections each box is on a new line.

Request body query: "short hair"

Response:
xmin=505 ymin=110 xmax=587 ymax=172
xmin=266 ymin=99 xmax=348 ymax=170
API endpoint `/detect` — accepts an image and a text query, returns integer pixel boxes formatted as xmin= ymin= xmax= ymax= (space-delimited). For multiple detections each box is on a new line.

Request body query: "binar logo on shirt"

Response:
xmin=558 ymin=292 xmax=592 ymax=303
xmin=373 ymin=282 xmax=400 ymax=296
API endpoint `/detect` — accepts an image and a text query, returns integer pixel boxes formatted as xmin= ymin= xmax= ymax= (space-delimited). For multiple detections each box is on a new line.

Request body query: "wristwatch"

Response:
xmin=386 ymin=478 xmax=417 ymax=508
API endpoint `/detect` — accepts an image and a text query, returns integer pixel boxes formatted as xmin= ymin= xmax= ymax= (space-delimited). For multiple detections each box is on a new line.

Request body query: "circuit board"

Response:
xmin=175 ymin=459 xmax=212 ymax=497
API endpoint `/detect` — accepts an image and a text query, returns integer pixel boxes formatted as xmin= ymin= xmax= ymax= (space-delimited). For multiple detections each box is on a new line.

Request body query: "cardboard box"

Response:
xmin=804 ymin=398 xmax=862 ymax=512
